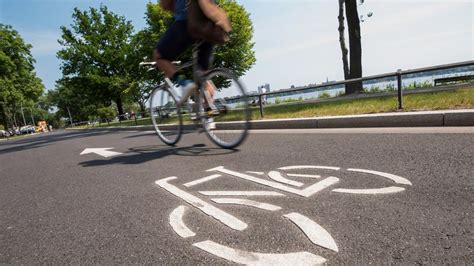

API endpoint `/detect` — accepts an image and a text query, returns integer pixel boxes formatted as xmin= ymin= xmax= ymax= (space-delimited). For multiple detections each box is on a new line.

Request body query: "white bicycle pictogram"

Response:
xmin=155 ymin=165 xmax=412 ymax=265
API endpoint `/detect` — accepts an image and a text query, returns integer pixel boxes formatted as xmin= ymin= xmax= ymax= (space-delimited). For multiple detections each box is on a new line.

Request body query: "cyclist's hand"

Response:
xmin=216 ymin=19 xmax=232 ymax=33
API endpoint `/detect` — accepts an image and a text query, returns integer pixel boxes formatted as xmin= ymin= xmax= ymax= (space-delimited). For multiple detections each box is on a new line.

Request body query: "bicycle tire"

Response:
xmin=149 ymin=86 xmax=183 ymax=146
xmin=201 ymin=68 xmax=250 ymax=149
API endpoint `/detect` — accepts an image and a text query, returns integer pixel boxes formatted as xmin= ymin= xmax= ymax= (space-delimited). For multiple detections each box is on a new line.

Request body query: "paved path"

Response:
xmin=0 ymin=128 xmax=472 ymax=264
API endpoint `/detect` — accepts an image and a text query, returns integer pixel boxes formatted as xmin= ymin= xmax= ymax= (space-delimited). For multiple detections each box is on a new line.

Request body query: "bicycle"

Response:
xmin=140 ymin=44 xmax=251 ymax=149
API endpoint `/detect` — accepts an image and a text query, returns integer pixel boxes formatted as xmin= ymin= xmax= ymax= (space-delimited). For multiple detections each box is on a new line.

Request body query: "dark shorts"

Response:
xmin=156 ymin=20 xmax=214 ymax=70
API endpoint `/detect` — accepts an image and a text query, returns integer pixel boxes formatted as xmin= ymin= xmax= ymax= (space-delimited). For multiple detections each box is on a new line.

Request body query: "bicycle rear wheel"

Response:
xmin=201 ymin=68 xmax=250 ymax=149
xmin=149 ymin=86 xmax=182 ymax=146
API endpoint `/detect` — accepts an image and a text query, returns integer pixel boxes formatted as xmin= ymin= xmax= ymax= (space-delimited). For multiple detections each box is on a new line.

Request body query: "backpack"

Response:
xmin=186 ymin=0 xmax=229 ymax=45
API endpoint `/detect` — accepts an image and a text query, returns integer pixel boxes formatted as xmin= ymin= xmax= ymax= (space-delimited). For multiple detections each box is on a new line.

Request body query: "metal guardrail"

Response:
xmin=243 ymin=60 xmax=473 ymax=117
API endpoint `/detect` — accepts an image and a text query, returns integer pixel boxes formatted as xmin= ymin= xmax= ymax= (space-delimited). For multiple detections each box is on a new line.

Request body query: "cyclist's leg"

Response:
xmin=197 ymin=42 xmax=217 ymax=110
xmin=154 ymin=20 xmax=193 ymax=79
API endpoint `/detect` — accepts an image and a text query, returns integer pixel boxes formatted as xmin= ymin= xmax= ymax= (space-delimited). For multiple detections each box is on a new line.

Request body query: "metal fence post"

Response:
xmin=397 ymin=69 xmax=403 ymax=109
xmin=258 ymin=95 xmax=264 ymax=118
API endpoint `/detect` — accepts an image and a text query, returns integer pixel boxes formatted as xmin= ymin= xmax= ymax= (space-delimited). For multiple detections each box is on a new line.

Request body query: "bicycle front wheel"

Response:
xmin=201 ymin=68 xmax=250 ymax=149
xmin=149 ymin=86 xmax=182 ymax=146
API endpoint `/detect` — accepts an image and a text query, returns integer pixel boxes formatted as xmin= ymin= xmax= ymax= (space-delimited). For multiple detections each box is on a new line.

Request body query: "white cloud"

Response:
xmin=21 ymin=30 xmax=61 ymax=57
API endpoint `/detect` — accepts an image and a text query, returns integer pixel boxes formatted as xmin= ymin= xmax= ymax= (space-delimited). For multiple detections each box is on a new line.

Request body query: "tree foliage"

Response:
xmin=0 ymin=24 xmax=45 ymax=128
xmin=57 ymin=5 xmax=135 ymax=116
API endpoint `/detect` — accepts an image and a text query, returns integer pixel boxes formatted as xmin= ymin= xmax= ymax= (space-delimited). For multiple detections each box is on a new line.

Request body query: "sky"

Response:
xmin=0 ymin=0 xmax=473 ymax=94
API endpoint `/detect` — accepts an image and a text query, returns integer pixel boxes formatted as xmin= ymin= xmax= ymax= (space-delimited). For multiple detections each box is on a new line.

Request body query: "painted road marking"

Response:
xmin=193 ymin=240 xmax=327 ymax=265
xmin=80 ymin=148 xmax=123 ymax=158
xmin=268 ymin=171 xmax=304 ymax=187
xmin=169 ymin=205 xmax=196 ymax=238
xmin=347 ymin=168 xmax=412 ymax=185
xmin=211 ymin=198 xmax=282 ymax=211
xmin=183 ymin=174 xmax=222 ymax=188
xmin=284 ymin=212 xmax=339 ymax=252
xmin=209 ymin=166 xmax=340 ymax=198
xmin=156 ymin=165 xmax=412 ymax=264
xmin=286 ymin=173 xmax=321 ymax=179
xmin=199 ymin=191 xmax=285 ymax=197
xmin=246 ymin=171 xmax=265 ymax=175
xmin=333 ymin=186 xmax=406 ymax=194
xmin=156 ymin=177 xmax=247 ymax=231
xmin=279 ymin=165 xmax=341 ymax=171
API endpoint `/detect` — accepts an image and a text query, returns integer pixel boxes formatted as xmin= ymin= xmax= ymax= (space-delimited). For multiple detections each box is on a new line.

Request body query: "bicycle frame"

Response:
xmin=158 ymin=43 xmax=214 ymax=122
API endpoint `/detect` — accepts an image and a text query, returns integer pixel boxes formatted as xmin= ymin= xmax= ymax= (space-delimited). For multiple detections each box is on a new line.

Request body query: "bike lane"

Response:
xmin=0 ymin=129 xmax=472 ymax=264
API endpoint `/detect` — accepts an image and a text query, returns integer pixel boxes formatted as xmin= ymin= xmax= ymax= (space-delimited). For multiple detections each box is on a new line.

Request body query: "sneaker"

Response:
xmin=205 ymin=107 xmax=220 ymax=116
xmin=176 ymin=76 xmax=197 ymax=100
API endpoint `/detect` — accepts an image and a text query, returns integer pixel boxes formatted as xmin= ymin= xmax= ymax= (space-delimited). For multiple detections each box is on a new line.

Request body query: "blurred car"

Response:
xmin=10 ymin=128 xmax=20 ymax=135
xmin=20 ymin=126 xmax=35 ymax=134
xmin=0 ymin=130 xmax=9 ymax=138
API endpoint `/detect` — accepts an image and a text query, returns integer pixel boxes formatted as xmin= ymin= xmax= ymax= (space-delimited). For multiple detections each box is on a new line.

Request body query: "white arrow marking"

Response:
xmin=193 ymin=240 xmax=327 ymax=265
xmin=80 ymin=148 xmax=122 ymax=158
xmin=284 ymin=212 xmax=339 ymax=252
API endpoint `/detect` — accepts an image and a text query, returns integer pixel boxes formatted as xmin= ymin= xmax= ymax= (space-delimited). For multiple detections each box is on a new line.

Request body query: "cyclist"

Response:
xmin=155 ymin=0 xmax=231 ymax=107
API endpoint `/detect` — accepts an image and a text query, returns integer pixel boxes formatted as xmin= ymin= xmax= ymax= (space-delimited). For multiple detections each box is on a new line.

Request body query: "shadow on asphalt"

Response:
xmin=78 ymin=144 xmax=238 ymax=167
xmin=122 ymin=130 xmax=203 ymax=139
xmin=0 ymin=130 xmax=117 ymax=155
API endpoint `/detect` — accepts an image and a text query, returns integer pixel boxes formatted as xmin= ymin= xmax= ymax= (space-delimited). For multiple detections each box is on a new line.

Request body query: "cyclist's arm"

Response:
xmin=160 ymin=0 xmax=175 ymax=12
xmin=198 ymin=0 xmax=231 ymax=32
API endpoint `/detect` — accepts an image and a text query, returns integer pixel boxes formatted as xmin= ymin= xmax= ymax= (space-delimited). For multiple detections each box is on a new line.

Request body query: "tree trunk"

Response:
xmin=345 ymin=0 xmax=363 ymax=94
xmin=0 ymin=105 xmax=8 ymax=129
xmin=338 ymin=0 xmax=350 ymax=83
xmin=138 ymin=100 xmax=146 ymax=113
xmin=116 ymin=95 xmax=125 ymax=120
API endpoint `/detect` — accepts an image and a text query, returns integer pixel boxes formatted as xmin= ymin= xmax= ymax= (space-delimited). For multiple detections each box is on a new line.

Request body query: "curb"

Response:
xmin=67 ymin=109 xmax=474 ymax=132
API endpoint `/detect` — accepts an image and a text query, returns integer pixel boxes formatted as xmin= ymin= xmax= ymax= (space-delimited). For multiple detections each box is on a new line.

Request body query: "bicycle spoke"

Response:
xmin=201 ymin=69 xmax=250 ymax=149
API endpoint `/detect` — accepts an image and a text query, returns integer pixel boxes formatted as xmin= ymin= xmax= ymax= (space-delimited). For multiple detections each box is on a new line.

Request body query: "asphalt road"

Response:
xmin=0 ymin=128 xmax=472 ymax=264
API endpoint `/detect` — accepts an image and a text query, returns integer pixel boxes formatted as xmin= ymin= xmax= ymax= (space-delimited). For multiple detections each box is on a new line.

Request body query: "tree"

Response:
xmin=0 ymin=24 xmax=45 ymax=128
xmin=57 ymin=5 xmax=135 ymax=117
xmin=214 ymin=0 xmax=256 ymax=78
xmin=338 ymin=0 xmax=366 ymax=94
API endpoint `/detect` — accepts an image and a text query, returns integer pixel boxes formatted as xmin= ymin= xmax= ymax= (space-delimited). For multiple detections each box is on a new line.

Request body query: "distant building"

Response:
xmin=322 ymin=77 xmax=336 ymax=84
